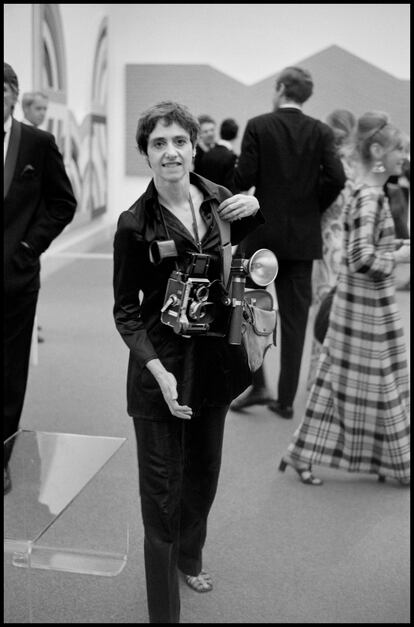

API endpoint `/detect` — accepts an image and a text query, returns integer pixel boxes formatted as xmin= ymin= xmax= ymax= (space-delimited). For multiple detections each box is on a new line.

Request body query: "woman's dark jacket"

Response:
xmin=113 ymin=172 xmax=264 ymax=420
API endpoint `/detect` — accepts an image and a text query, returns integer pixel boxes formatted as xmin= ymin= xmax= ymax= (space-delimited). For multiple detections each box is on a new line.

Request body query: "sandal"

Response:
xmin=279 ymin=458 xmax=323 ymax=485
xmin=183 ymin=569 xmax=213 ymax=593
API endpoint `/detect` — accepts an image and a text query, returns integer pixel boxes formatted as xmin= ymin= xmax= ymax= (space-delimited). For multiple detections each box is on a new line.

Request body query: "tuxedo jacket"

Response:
xmin=232 ymin=107 xmax=346 ymax=260
xmin=4 ymin=119 xmax=77 ymax=293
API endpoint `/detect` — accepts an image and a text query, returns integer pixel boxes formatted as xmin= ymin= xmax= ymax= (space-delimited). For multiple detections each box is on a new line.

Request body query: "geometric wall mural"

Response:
xmin=89 ymin=16 xmax=108 ymax=219
xmin=125 ymin=46 xmax=410 ymax=177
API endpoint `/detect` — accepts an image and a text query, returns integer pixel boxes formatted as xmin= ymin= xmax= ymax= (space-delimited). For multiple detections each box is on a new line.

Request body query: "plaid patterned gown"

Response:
xmin=287 ymin=184 xmax=410 ymax=481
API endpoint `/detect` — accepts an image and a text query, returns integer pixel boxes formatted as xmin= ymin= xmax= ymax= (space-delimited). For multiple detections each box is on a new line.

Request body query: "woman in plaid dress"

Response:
xmin=307 ymin=109 xmax=357 ymax=390
xmin=279 ymin=112 xmax=410 ymax=486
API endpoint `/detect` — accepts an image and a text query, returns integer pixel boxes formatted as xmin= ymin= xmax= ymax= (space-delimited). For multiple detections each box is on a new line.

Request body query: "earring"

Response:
xmin=371 ymin=160 xmax=386 ymax=173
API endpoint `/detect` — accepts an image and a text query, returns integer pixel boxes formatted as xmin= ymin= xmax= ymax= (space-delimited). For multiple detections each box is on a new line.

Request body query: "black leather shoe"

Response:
xmin=268 ymin=400 xmax=294 ymax=419
xmin=230 ymin=388 xmax=274 ymax=412
xmin=4 ymin=466 xmax=12 ymax=495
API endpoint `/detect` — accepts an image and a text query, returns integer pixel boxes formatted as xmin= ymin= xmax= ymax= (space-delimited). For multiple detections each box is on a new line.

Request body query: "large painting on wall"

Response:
xmin=32 ymin=4 xmax=108 ymax=230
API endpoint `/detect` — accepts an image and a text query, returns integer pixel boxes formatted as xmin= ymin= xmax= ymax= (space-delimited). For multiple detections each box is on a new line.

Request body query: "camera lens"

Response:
xmin=194 ymin=285 xmax=209 ymax=302
xmin=188 ymin=301 xmax=207 ymax=320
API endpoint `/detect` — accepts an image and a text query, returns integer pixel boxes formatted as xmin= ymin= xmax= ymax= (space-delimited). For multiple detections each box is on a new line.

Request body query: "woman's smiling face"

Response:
xmin=147 ymin=120 xmax=194 ymax=184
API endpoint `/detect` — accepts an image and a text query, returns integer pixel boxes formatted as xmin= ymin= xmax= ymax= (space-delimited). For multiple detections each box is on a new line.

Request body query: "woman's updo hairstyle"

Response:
xmin=326 ymin=109 xmax=356 ymax=146
xmin=326 ymin=109 xmax=356 ymax=160
xmin=355 ymin=111 xmax=404 ymax=164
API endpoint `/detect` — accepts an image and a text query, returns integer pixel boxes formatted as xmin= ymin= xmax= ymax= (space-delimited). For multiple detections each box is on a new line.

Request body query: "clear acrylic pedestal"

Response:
xmin=4 ymin=429 xmax=129 ymax=622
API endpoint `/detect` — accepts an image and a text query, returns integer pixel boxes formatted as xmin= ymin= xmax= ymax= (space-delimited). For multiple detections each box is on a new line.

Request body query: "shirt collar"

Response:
xmin=143 ymin=171 xmax=219 ymax=213
xmin=279 ymin=103 xmax=302 ymax=111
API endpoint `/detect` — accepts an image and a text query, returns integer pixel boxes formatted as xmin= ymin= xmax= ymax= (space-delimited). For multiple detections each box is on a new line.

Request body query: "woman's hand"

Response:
xmin=146 ymin=359 xmax=193 ymax=419
xmin=217 ymin=194 xmax=259 ymax=222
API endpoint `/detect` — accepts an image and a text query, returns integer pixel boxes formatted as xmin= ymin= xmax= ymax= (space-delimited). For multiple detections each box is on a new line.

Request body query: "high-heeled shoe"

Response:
xmin=278 ymin=458 xmax=323 ymax=485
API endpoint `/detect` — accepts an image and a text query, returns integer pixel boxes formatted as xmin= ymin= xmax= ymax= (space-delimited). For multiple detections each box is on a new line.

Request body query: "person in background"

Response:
xmin=218 ymin=117 xmax=239 ymax=155
xmin=193 ymin=113 xmax=217 ymax=172
xmin=384 ymin=142 xmax=410 ymax=291
xmin=21 ymin=91 xmax=49 ymax=129
xmin=113 ymin=101 xmax=263 ymax=623
xmin=193 ymin=113 xmax=237 ymax=188
xmin=230 ymin=66 xmax=346 ymax=418
xmin=400 ymin=152 xmax=410 ymax=207
xmin=307 ymin=109 xmax=357 ymax=388
xmin=4 ymin=63 xmax=77 ymax=494
xmin=280 ymin=111 xmax=410 ymax=486
xmin=396 ymin=154 xmax=410 ymax=291
xmin=22 ymin=90 xmax=50 ymax=342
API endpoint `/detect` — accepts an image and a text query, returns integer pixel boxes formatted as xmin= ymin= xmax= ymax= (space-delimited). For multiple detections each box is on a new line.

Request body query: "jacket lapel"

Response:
xmin=4 ymin=118 xmax=21 ymax=199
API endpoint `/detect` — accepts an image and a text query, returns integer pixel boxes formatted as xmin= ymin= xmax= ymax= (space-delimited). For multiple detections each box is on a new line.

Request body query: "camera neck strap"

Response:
xmin=189 ymin=193 xmax=232 ymax=288
xmin=211 ymin=204 xmax=232 ymax=289
xmin=157 ymin=201 xmax=181 ymax=273
xmin=157 ymin=193 xmax=232 ymax=287
xmin=188 ymin=194 xmax=203 ymax=251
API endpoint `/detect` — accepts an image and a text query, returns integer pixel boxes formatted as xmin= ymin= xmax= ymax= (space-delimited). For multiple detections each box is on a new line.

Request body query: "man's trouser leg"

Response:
xmin=275 ymin=260 xmax=313 ymax=407
xmin=4 ymin=290 xmax=38 ymax=463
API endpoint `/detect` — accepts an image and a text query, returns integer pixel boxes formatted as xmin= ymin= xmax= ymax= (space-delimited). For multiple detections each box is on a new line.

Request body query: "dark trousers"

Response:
xmin=274 ymin=260 xmax=313 ymax=406
xmin=4 ymin=291 xmax=38 ymax=461
xmin=133 ymin=405 xmax=228 ymax=624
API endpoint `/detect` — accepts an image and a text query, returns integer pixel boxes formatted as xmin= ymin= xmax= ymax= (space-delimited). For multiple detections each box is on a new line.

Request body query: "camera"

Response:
xmin=160 ymin=252 xmax=218 ymax=336
xmin=155 ymin=248 xmax=229 ymax=337
xmin=150 ymin=239 xmax=278 ymax=341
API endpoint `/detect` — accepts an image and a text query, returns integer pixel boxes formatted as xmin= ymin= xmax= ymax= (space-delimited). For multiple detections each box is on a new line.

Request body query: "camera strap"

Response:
xmin=188 ymin=194 xmax=232 ymax=288
xmin=188 ymin=194 xmax=203 ymax=251
xmin=157 ymin=194 xmax=232 ymax=287
xmin=157 ymin=201 xmax=181 ymax=272
xmin=211 ymin=205 xmax=232 ymax=288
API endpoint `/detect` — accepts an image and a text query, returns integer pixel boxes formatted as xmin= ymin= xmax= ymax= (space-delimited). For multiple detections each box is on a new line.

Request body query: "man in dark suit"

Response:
xmin=4 ymin=63 xmax=77 ymax=492
xmin=230 ymin=66 xmax=346 ymax=418
xmin=193 ymin=114 xmax=237 ymax=188
xmin=198 ymin=142 xmax=237 ymax=189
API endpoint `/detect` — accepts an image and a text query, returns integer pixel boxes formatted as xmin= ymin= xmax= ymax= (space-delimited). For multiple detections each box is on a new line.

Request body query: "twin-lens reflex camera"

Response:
xmin=149 ymin=239 xmax=278 ymax=343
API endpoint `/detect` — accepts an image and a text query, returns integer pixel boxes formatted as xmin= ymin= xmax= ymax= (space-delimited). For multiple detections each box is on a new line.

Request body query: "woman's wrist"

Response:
xmin=146 ymin=358 xmax=167 ymax=380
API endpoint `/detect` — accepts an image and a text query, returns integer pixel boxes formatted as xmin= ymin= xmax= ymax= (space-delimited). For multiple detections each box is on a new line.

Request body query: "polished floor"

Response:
xmin=4 ymin=240 xmax=410 ymax=623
